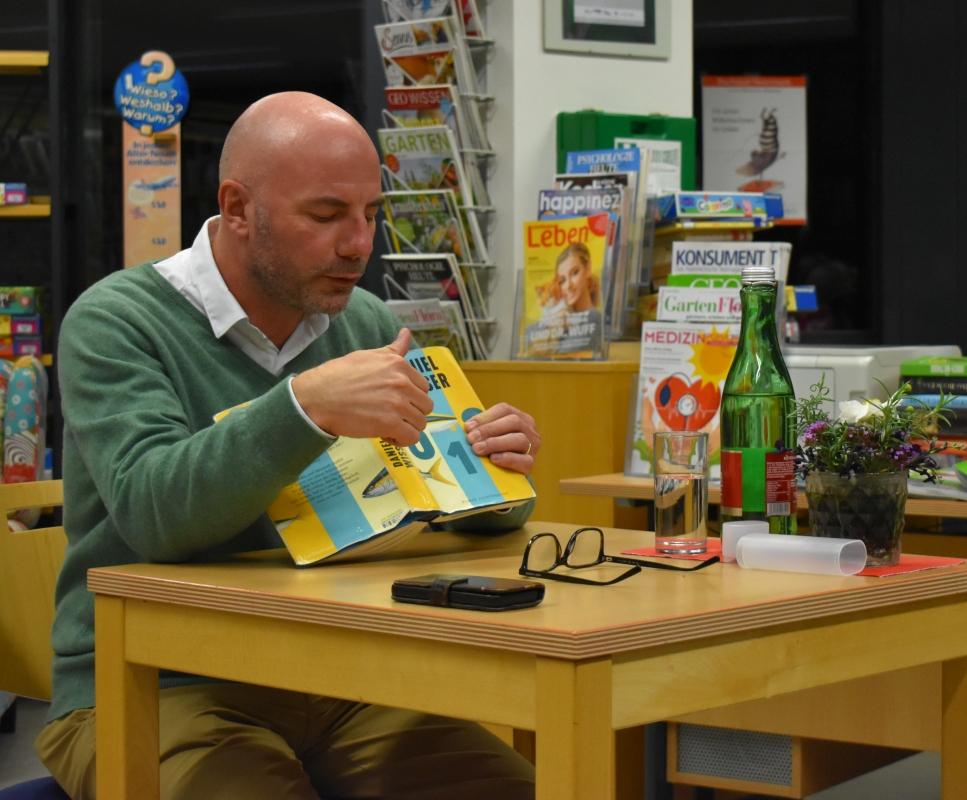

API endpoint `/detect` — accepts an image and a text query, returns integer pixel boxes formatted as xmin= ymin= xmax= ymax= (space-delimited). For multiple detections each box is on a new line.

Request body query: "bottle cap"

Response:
xmin=741 ymin=264 xmax=776 ymax=284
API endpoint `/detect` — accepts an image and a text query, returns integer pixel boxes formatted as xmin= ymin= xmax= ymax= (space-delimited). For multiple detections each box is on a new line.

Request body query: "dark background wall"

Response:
xmin=0 ymin=0 xmax=964 ymax=352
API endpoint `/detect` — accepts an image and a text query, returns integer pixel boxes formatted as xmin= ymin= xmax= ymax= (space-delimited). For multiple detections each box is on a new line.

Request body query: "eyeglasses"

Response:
xmin=519 ymin=527 xmax=719 ymax=586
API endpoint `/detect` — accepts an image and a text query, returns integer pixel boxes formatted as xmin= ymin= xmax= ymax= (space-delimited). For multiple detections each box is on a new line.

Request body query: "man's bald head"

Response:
xmin=218 ymin=92 xmax=376 ymax=191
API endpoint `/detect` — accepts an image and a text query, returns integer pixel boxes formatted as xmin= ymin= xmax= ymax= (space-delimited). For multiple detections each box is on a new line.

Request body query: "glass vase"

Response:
xmin=803 ymin=471 xmax=908 ymax=567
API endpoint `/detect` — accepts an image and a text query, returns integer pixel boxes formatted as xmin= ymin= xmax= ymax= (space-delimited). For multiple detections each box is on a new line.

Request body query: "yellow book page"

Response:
xmin=404 ymin=346 xmax=535 ymax=514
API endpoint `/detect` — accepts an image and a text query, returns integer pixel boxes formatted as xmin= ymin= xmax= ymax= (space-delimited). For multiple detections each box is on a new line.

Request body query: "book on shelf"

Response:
xmin=514 ymin=214 xmax=611 ymax=361
xmin=218 ymin=346 xmax=534 ymax=566
xmin=380 ymin=252 xmax=488 ymax=356
xmin=625 ymin=321 xmax=739 ymax=479
xmin=385 ymin=299 xmax=475 ymax=362
xmin=381 ymin=0 xmax=487 ymax=39
xmin=901 ymin=356 xmax=967 ymax=379
xmin=906 ymin=376 xmax=967 ymax=396
xmin=378 ymin=125 xmax=487 ymax=208
xmin=614 ymin=136 xmax=682 ymax=195
xmin=375 ymin=17 xmax=478 ymax=95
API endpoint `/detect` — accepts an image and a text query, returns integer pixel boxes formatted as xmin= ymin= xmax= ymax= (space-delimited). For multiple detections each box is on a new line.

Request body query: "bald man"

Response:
xmin=37 ymin=92 xmax=538 ymax=799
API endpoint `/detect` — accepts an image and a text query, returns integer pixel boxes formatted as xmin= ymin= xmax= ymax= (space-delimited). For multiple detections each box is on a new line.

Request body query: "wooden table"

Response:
xmin=559 ymin=472 xmax=967 ymax=519
xmin=89 ymin=522 xmax=967 ymax=799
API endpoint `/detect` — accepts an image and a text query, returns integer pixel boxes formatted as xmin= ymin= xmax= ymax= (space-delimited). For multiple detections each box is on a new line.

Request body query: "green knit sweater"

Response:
xmin=51 ymin=263 xmax=532 ymax=721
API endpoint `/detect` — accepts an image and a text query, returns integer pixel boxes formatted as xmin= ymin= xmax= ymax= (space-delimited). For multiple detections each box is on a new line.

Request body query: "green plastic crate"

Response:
xmin=556 ymin=110 xmax=697 ymax=189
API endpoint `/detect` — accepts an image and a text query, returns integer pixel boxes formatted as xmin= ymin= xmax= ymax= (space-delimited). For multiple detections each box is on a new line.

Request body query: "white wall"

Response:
xmin=486 ymin=0 xmax=694 ymax=358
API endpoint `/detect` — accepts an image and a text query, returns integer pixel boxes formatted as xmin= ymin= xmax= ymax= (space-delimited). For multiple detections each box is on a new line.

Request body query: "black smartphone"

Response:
xmin=391 ymin=574 xmax=545 ymax=611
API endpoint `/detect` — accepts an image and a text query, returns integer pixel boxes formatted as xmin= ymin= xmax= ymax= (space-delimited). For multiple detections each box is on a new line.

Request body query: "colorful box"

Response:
xmin=0 ymin=183 xmax=28 ymax=205
xmin=0 ymin=287 xmax=43 ymax=316
xmin=656 ymin=192 xmax=784 ymax=224
xmin=0 ymin=314 xmax=41 ymax=337
xmin=0 ymin=336 xmax=42 ymax=358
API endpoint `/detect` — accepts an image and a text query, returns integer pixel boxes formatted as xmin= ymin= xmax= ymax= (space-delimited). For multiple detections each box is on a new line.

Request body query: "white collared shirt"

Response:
xmin=154 ymin=216 xmax=331 ymax=435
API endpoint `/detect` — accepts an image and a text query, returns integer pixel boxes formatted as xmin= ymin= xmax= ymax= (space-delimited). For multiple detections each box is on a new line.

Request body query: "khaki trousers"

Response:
xmin=36 ymin=683 xmax=535 ymax=799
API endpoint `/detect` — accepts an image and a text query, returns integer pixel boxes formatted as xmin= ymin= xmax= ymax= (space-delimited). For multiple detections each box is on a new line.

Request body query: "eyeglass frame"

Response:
xmin=519 ymin=526 xmax=719 ymax=586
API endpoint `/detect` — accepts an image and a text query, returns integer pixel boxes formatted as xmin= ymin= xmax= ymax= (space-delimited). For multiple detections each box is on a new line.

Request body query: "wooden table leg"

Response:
xmin=95 ymin=595 xmax=159 ymax=799
xmin=535 ymin=657 xmax=615 ymax=800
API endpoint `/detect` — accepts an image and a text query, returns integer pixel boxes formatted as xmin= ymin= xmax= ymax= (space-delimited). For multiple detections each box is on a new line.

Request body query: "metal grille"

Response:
xmin=677 ymin=724 xmax=793 ymax=786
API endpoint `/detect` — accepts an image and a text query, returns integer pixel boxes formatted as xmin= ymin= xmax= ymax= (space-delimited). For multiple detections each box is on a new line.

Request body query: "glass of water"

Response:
xmin=652 ymin=431 xmax=709 ymax=554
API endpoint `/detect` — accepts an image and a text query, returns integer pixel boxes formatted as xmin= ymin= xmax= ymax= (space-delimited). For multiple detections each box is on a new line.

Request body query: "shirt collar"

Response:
xmin=189 ymin=215 xmax=330 ymax=341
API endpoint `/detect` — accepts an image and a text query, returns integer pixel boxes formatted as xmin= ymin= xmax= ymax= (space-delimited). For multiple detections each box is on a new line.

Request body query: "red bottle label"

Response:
xmin=721 ymin=450 xmax=743 ymax=515
xmin=765 ymin=451 xmax=797 ymax=517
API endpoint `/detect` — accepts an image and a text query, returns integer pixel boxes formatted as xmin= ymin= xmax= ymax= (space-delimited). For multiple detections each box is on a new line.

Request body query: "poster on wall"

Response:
xmin=544 ymin=0 xmax=670 ymax=59
xmin=114 ymin=51 xmax=189 ymax=267
xmin=701 ymin=76 xmax=807 ymax=225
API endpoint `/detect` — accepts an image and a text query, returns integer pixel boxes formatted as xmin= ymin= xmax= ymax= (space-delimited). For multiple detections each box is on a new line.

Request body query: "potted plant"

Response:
xmin=794 ymin=378 xmax=953 ymax=566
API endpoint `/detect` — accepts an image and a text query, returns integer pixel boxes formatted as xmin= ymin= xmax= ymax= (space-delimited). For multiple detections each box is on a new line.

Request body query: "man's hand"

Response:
xmin=464 ymin=403 xmax=540 ymax=475
xmin=291 ymin=328 xmax=432 ymax=446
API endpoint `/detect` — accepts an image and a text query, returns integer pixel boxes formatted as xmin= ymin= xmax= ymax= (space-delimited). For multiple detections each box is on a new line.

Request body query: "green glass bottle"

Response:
xmin=720 ymin=263 xmax=798 ymax=533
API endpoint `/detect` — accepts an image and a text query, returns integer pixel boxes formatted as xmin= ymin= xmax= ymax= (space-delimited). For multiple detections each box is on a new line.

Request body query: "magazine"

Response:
xmin=538 ymin=187 xmax=627 ymax=338
xmin=381 ymin=0 xmax=486 ymax=39
xmin=383 ymin=84 xmax=468 ymax=149
xmin=374 ymin=17 xmax=478 ymax=95
xmin=218 ymin=347 xmax=534 ymax=565
xmin=656 ymin=286 xmax=742 ymax=323
xmin=625 ymin=321 xmax=739 ymax=479
xmin=381 ymin=83 xmax=491 ymax=156
xmin=380 ymin=253 xmax=488 ymax=356
xmin=669 ymin=240 xmax=791 ymax=285
xmin=515 ymin=214 xmax=610 ymax=361
xmin=378 ymin=126 xmax=479 ymax=207
xmin=385 ymin=299 xmax=474 ymax=361
xmin=383 ymin=190 xmax=468 ymax=261
xmin=555 ymin=170 xmax=640 ymax=338
xmin=564 ymin=147 xmax=652 ymax=291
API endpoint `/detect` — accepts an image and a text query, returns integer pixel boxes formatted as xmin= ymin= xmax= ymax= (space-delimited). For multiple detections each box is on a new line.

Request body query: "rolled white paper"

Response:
xmin=736 ymin=534 xmax=867 ymax=576
xmin=721 ymin=520 xmax=769 ymax=563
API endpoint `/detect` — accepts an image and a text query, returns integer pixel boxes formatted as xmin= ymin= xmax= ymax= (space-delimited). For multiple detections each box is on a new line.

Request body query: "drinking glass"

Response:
xmin=652 ymin=431 xmax=709 ymax=554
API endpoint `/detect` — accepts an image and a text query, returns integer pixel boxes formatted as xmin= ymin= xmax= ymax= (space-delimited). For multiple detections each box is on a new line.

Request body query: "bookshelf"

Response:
xmin=0 ymin=50 xmax=49 ymax=73
xmin=0 ymin=198 xmax=52 ymax=218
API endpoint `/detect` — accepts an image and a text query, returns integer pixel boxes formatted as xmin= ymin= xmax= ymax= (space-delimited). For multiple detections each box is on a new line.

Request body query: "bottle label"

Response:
xmin=765 ymin=451 xmax=797 ymax=516
xmin=720 ymin=449 xmax=744 ymax=516
xmin=721 ymin=447 xmax=768 ymax=515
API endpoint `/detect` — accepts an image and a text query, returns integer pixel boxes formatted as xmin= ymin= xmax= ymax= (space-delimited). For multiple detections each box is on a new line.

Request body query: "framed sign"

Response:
xmin=544 ymin=0 xmax=670 ymax=59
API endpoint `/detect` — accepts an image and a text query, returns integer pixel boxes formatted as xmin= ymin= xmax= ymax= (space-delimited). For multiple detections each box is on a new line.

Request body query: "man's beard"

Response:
xmin=249 ymin=210 xmax=362 ymax=316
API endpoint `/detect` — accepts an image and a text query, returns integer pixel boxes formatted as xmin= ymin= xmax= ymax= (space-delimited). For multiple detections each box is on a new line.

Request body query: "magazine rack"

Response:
xmin=374 ymin=1 xmax=497 ymax=357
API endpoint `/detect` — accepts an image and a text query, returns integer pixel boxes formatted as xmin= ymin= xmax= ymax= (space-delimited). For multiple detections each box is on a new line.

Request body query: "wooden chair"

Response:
xmin=0 ymin=481 xmax=69 ymax=798
xmin=0 ymin=480 xmax=66 ymax=701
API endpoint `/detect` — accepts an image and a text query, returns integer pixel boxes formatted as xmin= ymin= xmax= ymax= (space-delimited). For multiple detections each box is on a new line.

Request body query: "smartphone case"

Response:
xmin=391 ymin=574 xmax=545 ymax=611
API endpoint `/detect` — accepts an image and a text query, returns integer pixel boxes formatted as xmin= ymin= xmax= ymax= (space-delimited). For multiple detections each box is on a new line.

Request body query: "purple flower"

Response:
xmin=802 ymin=421 xmax=828 ymax=445
xmin=890 ymin=442 xmax=922 ymax=469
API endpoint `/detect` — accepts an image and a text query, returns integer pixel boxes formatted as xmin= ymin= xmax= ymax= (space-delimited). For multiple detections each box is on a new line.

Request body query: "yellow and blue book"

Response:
xmin=222 ymin=346 xmax=535 ymax=566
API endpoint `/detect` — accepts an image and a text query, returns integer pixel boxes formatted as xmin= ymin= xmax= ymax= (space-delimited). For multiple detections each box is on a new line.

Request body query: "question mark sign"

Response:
xmin=137 ymin=51 xmax=176 ymax=135
xmin=140 ymin=51 xmax=174 ymax=85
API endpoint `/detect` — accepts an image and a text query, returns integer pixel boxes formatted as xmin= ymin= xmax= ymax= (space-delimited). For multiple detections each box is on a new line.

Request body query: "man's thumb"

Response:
xmin=387 ymin=327 xmax=412 ymax=356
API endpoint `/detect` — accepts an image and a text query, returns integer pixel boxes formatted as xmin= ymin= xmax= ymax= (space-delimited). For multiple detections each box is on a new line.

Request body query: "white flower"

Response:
xmin=837 ymin=399 xmax=883 ymax=423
